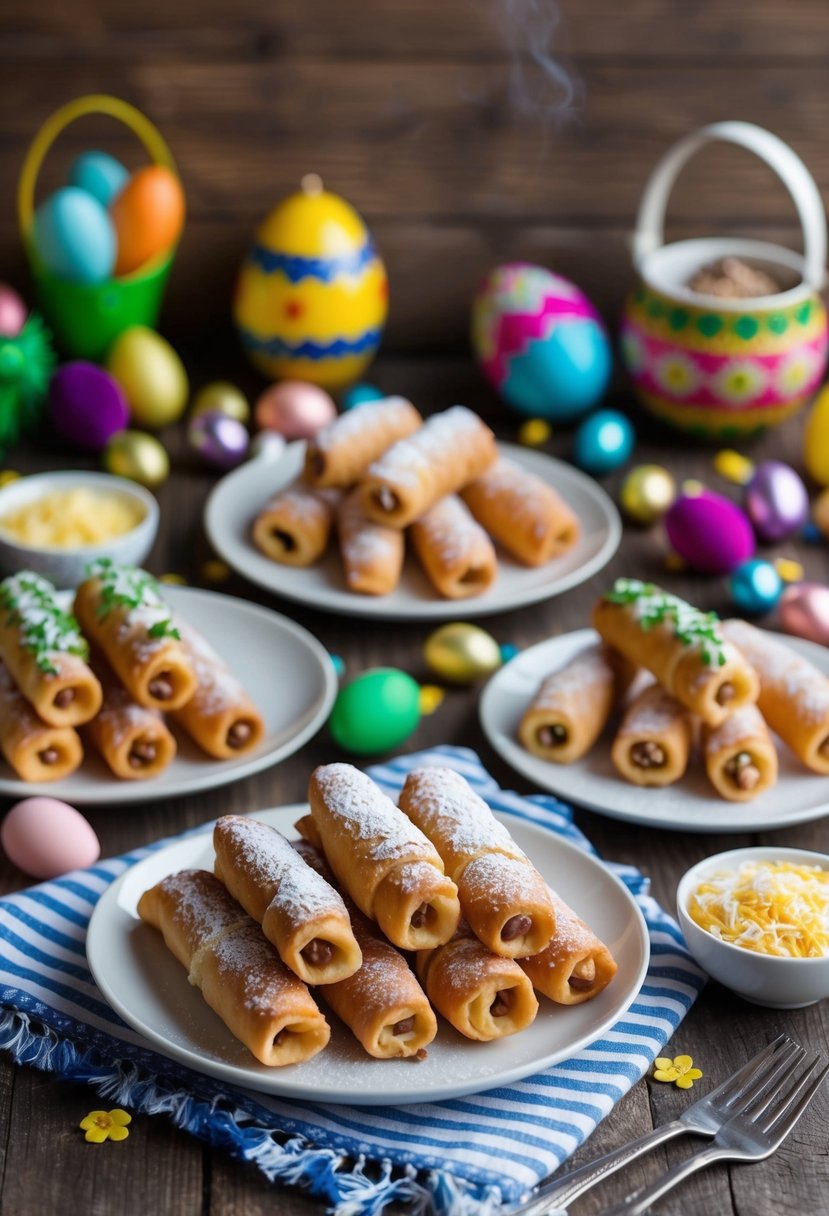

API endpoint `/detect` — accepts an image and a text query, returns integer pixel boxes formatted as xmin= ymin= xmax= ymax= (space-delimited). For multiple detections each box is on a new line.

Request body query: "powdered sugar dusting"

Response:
xmin=704 ymin=703 xmax=768 ymax=755
xmin=411 ymin=495 xmax=494 ymax=566
xmin=312 ymin=764 xmax=438 ymax=864
xmin=157 ymin=869 xmax=246 ymax=945
xmin=724 ymin=620 xmax=829 ymax=722
xmin=312 ymin=397 xmax=417 ymax=455
xmin=366 ymin=406 xmax=491 ymax=490
xmin=402 ymin=767 xmax=523 ymax=861
xmin=177 ymin=623 xmax=250 ymax=714
xmin=338 ymin=491 xmax=403 ymax=572
xmin=531 ymin=646 xmax=614 ymax=708
xmin=617 ymin=684 xmax=686 ymax=737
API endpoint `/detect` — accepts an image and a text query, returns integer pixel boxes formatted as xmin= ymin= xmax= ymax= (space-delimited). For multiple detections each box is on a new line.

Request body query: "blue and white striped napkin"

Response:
xmin=0 ymin=746 xmax=705 ymax=1215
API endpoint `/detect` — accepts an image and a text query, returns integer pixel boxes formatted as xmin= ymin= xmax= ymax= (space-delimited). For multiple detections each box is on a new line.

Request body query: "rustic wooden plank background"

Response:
xmin=1 ymin=3 xmax=829 ymax=1215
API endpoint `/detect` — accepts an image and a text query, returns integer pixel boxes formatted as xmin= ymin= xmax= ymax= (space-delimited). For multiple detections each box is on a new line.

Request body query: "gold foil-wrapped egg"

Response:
xmin=190 ymin=381 xmax=250 ymax=424
xmin=423 ymin=623 xmax=502 ymax=684
xmin=620 ymin=464 xmax=676 ymax=525
xmin=102 ymin=429 xmax=169 ymax=488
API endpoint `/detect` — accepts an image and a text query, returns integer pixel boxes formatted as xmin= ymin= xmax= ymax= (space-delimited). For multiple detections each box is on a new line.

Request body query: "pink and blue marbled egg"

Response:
xmin=665 ymin=487 xmax=755 ymax=575
xmin=471 ymin=263 xmax=612 ymax=422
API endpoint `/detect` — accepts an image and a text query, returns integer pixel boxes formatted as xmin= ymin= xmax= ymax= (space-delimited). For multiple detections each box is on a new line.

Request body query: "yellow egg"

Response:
xmin=102 ymin=429 xmax=169 ymax=488
xmin=804 ymin=385 xmax=829 ymax=486
xmin=423 ymin=623 xmax=502 ymax=684
xmin=814 ymin=487 xmax=829 ymax=538
xmin=107 ymin=326 xmax=189 ymax=428
xmin=190 ymin=381 xmax=250 ymax=424
xmin=619 ymin=464 xmax=677 ymax=525
xmin=233 ymin=175 xmax=387 ymax=390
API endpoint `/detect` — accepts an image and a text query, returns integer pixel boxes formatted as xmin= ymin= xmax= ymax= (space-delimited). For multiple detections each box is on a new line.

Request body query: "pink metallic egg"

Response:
xmin=254 ymin=381 xmax=337 ymax=440
xmin=664 ymin=487 xmax=755 ymax=574
xmin=744 ymin=460 xmax=809 ymax=543
xmin=0 ymin=284 xmax=27 ymax=337
xmin=778 ymin=582 xmax=829 ymax=647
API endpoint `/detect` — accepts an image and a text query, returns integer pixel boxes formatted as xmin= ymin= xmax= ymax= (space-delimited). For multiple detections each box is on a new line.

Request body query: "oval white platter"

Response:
xmin=87 ymin=804 xmax=650 ymax=1105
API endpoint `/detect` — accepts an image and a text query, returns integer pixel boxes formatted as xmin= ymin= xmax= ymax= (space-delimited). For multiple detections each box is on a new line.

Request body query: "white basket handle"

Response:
xmin=633 ymin=120 xmax=827 ymax=290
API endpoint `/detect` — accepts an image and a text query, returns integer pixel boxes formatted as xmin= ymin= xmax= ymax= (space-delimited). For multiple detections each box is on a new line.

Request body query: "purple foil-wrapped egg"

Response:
xmin=778 ymin=582 xmax=829 ymax=647
xmin=744 ymin=460 xmax=809 ymax=543
xmin=188 ymin=409 xmax=249 ymax=469
xmin=664 ymin=487 xmax=755 ymax=574
xmin=49 ymin=361 xmax=129 ymax=451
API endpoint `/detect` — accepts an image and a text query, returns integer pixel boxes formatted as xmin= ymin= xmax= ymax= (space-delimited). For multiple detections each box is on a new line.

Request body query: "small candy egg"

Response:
xmin=743 ymin=460 xmax=809 ymax=543
xmin=713 ymin=449 xmax=755 ymax=485
xmin=341 ymin=382 xmax=385 ymax=410
xmin=572 ymin=409 xmax=635 ymax=476
xmin=775 ymin=557 xmax=804 ymax=584
xmin=518 ymin=418 xmax=552 ymax=447
xmin=49 ymin=361 xmax=129 ymax=452
xmin=190 ymin=381 xmax=250 ymax=424
xmin=248 ymin=430 xmax=287 ymax=462
xmin=328 ymin=667 xmax=421 ymax=754
xmin=102 ymin=429 xmax=169 ymax=488
xmin=188 ymin=410 xmax=249 ymax=469
xmin=68 ymin=150 xmax=129 ymax=207
xmin=1 ymin=797 xmax=100 ymax=879
xmin=423 ymin=622 xmax=502 ymax=684
xmin=778 ymin=582 xmax=829 ymax=647
xmin=813 ymin=487 xmax=829 ymax=539
xmin=620 ymin=464 xmax=676 ymax=525
xmin=34 ymin=187 xmax=116 ymax=284
xmin=107 ymin=326 xmax=189 ymax=428
xmin=804 ymin=386 xmax=829 ymax=486
xmin=254 ymin=381 xmax=337 ymax=440
xmin=729 ymin=559 xmax=783 ymax=615
xmin=664 ymin=486 xmax=755 ymax=575
xmin=0 ymin=284 xmax=27 ymax=337
xmin=110 ymin=165 xmax=186 ymax=276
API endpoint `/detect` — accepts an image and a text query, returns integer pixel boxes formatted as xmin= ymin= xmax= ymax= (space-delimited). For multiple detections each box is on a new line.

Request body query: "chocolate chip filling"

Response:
xmin=715 ymin=682 xmax=735 ymax=706
xmin=38 ymin=747 xmax=59 ymax=765
xmin=569 ymin=959 xmax=596 ymax=992
xmin=458 ymin=567 xmax=486 ymax=586
xmin=631 ymin=740 xmax=666 ymax=769
xmin=308 ymin=452 xmax=325 ymax=478
xmin=272 ymin=1030 xmax=285 ymax=1047
xmin=53 ymin=688 xmax=75 ymax=709
xmin=301 ymin=938 xmax=334 ymax=967
xmin=392 ymin=1015 xmax=415 ymax=1036
xmin=501 ymin=914 xmax=532 ymax=942
xmin=227 ymin=720 xmax=253 ymax=749
xmin=128 ymin=738 xmax=157 ymax=768
xmin=725 ymin=750 xmax=760 ymax=791
xmin=537 ymin=723 xmax=568 ymax=748
xmin=148 ymin=673 xmax=173 ymax=701
xmin=489 ymin=989 xmax=513 ymax=1018
xmin=373 ymin=487 xmax=399 ymax=514
xmin=410 ymin=902 xmax=434 ymax=930
xmin=273 ymin=528 xmax=296 ymax=552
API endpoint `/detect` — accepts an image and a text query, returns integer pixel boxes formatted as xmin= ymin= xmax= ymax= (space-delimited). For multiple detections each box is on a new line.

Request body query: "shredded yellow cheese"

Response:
xmin=0 ymin=488 xmax=145 ymax=549
xmin=688 ymin=861 xmax=829 ymax=958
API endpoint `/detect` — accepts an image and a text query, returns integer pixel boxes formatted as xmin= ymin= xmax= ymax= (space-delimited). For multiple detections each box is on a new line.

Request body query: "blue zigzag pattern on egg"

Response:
xmin=247 ymin=241 xmax=377 ymax=282
xmin=239 ymin=328 xmax=383 ymax=361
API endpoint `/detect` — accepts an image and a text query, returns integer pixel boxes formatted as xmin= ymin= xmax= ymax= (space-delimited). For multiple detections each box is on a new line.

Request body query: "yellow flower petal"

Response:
xmin=81 ymin=1111 xmax=108 ymax=1125
xmin=654 ymin=1057 xmax=674 ymax=1070
xmin=675 ymin=1074 xmax=697 ymax=1089
xmin=686 ymin=1068 xmax=703 ymax=1081
xmin=107 ymin=1125 xmax=130 ymax=1142
xmin=109 ymin=1109 xmax=132 ymax=1126
xmin=653 ymin=1068 xmax=678 ymax=1082
xmin=673 ymin=1055 xmax=694 ymax=1071
xmin=84 ymin=1126 xmax=109 ymax=1143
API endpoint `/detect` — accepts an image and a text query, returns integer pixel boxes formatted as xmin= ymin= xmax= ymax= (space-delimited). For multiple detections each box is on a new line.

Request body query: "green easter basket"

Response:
xmin=18 ymin=94 xmax=180 ymax=362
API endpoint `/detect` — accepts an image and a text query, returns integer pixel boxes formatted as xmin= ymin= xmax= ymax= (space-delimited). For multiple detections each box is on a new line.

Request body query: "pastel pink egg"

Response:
xmin=1 ymin=797 xmax=100 ymax=879
xmin=254 ymin=381 xmax=337 ymax=440
xmin=778 ymin=582 xmax=829 ymax=647
xmin=664 ymin=488 xmax=755 ymax=575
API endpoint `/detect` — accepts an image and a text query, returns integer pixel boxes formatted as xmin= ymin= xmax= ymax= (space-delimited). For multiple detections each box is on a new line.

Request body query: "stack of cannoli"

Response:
xmin=0 ymin=562 xmax=264 ymax=785
xmin=251 ymin=398 xmax=582 ymax=599
xmin=518 ymin=577 xmax=829 ymax=804
xmin=139 ymin=761 xmax=618 ymax=1068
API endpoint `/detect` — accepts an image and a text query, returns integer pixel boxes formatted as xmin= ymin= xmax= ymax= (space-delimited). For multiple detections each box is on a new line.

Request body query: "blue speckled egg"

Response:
xmin=33 ymin=188 xmax=116 ymax=284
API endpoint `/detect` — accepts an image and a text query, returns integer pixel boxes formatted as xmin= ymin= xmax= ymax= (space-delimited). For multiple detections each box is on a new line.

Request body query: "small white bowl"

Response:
xmin=0 ymin=471 xmax=159 ymax=589
xmin=677 ymin=847 xmax=829 ymax=1009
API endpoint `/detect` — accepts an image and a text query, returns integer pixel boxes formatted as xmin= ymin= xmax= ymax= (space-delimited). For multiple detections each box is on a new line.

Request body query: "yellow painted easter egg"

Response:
xmin=233 ymin=175 xmax=387 ymax=390
xmin=106 ymin=326 xmax=189 ymax=428
xmin=102 ymin=429 xmax=169 ymax=487
xmin=804 ymin=385 xmax=829 ymax=486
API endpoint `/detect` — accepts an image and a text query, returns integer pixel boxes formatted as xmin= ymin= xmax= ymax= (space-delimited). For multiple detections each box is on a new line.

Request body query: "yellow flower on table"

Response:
xmin=79 ymin=1108 xmax=132 ymax=1144
xmin=653 ymin=1054 xmax=703 ymax=1089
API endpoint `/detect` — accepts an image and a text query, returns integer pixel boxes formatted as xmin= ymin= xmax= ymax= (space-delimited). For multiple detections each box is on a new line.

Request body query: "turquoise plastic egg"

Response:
xmin=68 ymin=151 xmax=129 ymax=207
xmin=329 ymin=667 xmax=421 ymax=754
xmin=729 ymin=559 xmax=783 ymax=615
xmin=572 ymin=409 xmax=635 ymax=476
xmin=33 ymin=187 xmax=116 ymax=284
xmin=341 ymin=382 xmax=385 ymax=410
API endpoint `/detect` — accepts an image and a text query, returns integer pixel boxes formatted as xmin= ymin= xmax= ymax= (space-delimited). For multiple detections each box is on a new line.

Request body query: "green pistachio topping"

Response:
xmin=0 ymin=571 xmax=89 ymax=674
xmin=604 ymin=577 xmax=726 ymax=667
xmin=87 ymin=558 xmax=180 ymax=641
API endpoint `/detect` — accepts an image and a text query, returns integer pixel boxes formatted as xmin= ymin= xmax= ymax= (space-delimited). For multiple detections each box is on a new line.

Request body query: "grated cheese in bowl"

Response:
xmin=688 ymin=861 xmax=829 ymax=959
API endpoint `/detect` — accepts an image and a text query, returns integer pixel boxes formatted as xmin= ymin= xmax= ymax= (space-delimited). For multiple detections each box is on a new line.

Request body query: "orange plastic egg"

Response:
xmin=110 ymin=165 xmax=185 ymax=277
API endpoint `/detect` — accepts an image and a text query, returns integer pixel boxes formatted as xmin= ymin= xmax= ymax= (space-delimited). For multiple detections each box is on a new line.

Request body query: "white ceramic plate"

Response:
xmin=480 ymin=627 xmax=829 ymax=834
xmin=0 ymin=587 xmax=337 ymax=805
xmin=86 ymin=805 xmax=649 ymax=1105
xmin=203 ymin=441 xmax=621 ymax=620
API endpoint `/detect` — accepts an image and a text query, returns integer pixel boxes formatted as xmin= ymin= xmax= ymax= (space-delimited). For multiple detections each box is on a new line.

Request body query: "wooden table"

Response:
xmin=1 ymin=355 xmax=827 ymax=1215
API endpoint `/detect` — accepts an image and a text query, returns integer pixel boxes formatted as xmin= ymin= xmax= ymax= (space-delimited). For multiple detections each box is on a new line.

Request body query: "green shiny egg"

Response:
xmin=329 ymin=667 xmax=421 ymax=754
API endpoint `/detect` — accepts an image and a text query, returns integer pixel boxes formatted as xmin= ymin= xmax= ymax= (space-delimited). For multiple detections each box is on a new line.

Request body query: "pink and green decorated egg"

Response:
xmin=471 ymin=263 xmax=612 ymax=422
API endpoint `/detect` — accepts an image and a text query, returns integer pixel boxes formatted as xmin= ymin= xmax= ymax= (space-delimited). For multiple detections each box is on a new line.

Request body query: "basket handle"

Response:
xmin=17 ymin=94 xmax=177 ymax=242
xmin=632 ymin=120 xmax=827 ymax=290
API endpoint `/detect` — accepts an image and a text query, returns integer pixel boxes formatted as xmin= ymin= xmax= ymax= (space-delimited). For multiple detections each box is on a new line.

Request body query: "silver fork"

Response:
xmin=603 ymin=1052 xmax=828 ymax=1215
xmin=510 ymin=1034 xmax=801 ymax=1215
